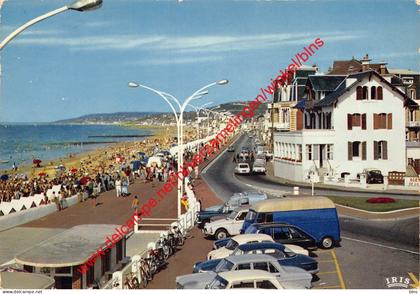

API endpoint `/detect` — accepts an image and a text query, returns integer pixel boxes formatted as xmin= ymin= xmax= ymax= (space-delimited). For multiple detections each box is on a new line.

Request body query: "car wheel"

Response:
xmin=321 ymin=237 xmax=334 ymax=249
xmin=215 ymin=229 xmax=228 ymax=240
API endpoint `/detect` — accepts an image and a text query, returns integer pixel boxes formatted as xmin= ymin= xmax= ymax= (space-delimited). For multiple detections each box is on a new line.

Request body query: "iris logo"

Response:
xmin=385 ymin=273 xmax=419 ymax=289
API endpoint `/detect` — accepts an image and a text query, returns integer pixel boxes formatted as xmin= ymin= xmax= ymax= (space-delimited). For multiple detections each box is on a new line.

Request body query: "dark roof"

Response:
xmin=295 ymin=68 xmax=317 ymax=78
xmin=315 ymin=70 xmax=411 ymax=108
xmin=329 ymin=58 xmax=388 ymax=75
xmin=308 ymin=75 xmax=346 ymax=91
xmin=238 ymin=242 xmax=285 ymax=252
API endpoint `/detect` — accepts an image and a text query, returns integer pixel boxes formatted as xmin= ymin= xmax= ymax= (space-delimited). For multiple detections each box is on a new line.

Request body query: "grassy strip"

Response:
xmin=327 ymin=195 xmax=419 ymax=212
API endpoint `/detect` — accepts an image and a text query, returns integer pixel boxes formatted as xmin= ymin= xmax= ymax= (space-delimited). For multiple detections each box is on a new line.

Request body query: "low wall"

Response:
xmin=0 ymin=194 xmax=79 ymax=232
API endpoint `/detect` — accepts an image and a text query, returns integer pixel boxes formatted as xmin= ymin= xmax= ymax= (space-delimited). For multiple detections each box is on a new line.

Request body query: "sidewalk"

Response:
xmin=266 ymin=162 xmax=420 ymax=196
xmin=146 ymin=176 xmax=222 ymax=289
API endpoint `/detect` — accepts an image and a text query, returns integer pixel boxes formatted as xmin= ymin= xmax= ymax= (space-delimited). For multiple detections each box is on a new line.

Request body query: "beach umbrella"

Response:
xmin=70 ymin=168 xmax=78 ymax=173
xmin=0 ymin=174 xmax=8 ymax=181
xmin=79 ymin=176 xmax=91 ymax=185
xmin=38 ymin=172 xmax=47 ymax=177
xmin=33 ymin=159 xmax=42 ymax=167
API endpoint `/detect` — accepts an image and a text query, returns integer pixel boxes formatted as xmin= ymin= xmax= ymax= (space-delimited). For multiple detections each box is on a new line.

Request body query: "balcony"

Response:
xmin=407 ymin=121 xmax=420 ymax=128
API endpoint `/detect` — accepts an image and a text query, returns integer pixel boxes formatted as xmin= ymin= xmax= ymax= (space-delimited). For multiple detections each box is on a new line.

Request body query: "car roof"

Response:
xmin=218 ymin=270 xmax=277 ymax=282
xmin=226 ymin=254 xmax=278 ymax=264
xmin=232 ymin=234 xmax=273 ymax=243
xmin=237 ymin=242 xmax=286 ymax=251
xmin=251 ymin=196 xmax=336 ymax=212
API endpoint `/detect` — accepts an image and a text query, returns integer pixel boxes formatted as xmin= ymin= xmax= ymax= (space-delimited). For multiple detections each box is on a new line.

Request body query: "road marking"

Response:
xmin=317 ymin=271 xmax=338 ymax=275
xmin=331 ymin=250 xmax=346 ymax=289
xmin=342 ymin=236 xmax=420 ymax=255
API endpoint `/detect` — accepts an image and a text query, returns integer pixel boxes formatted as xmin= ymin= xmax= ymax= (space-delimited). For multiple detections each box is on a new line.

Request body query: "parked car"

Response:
xmin=227 ymin=145 xmax=235 ymax=152
xmin=235 ymin=163 xmax=250 ymax=174
xmin=203 ymin=207 xmax=249 ymax=240
xmin=207 ymin=233 xmax=307 ymax=260
xmin=205 ymin=270 xmax=285 ymax=289
xmin=358 ymin=168 xmax=384 ymax=184
xmin=194 ymin=242 xmax=318 ymax=275
xmin=196 ymin=191 xmax=266 ymax=228
xmin=177 ymin=254 xmax=312 ymax=289
xmin=241 ymin=196 xmax=341 ymax=249
xmin=214 ymin=223 xmax=316 ymax=251
xmin=245 ymin=223 xmax=317 ymax=250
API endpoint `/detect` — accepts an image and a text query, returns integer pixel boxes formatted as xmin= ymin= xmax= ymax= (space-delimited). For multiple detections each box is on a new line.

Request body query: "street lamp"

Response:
xmin=0 ymin=0 xmax=103 ymax=50
xmin=128 ymin=80 xmax=228 ymax=218
xmin=188 ymin=102 xmax=213 ymax=140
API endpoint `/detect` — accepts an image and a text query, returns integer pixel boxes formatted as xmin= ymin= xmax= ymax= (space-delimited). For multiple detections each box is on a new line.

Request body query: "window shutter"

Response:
xmin=377 ymin=87 xmax=383 ymax=100
xmin=373 ymin=114 xmax=379 ymax=129
xmin=362 ymin=141 xmax=366 ymax=160
xmin=362 ymin=114 xmax=366 ymax=130
xmin=347 ymin=114 xmax=353 ymax=130
xmin=383 ymin=141 xmax=388 ymax=160
xmin=348 ymin=142 xmax=353 ymax=161
xmin=373 ymin=141 xmax=378 ymax=160
xmin=387 ymin=113 xmax=392 ymax=129
xmin=356 ymin=86 xmax=362 ymax=100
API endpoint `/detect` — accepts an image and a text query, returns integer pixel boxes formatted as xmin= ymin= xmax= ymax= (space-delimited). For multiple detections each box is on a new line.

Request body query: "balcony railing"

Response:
xmin=407 ymin=121 xmax=420 ymax=127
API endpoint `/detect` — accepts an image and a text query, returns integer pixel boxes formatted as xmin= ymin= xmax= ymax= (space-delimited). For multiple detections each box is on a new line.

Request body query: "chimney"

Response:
xmin=379 ymin=63 xmax=387 ymax=75
xmin=361 ymin=54 xmax=371 ymax=72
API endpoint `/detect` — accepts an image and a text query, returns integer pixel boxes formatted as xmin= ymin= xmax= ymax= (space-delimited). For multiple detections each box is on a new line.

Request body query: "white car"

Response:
xmin=252 ymin=162 xmax=266 ymax=174
xmin=203 ymin=207 xmax=249 ymax=240
xmin=235 ymin=163 xmax=250 ymax=174
xmin=206 ymin=270 xmax=284 ymax=289
xmin=207 ymin=234 xmax=308 ymax=260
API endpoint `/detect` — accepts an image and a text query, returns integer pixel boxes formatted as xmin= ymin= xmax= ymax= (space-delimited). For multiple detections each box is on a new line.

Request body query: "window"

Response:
xmin=253 ymin=262 xmax=269 ymax=271
xmin=256 ymin=280 xmax=277 ymax=289
xmin=326 ymin=144 xmax=333 ymax=160
xmin=347 ymin=113 xmax=366 ymax=130
xmin=237 ymin=263 xmax=251 ymax=270
xmin=269 ymin=263 xmax=279 ymax=273
xmin=363 ymin=86 xmax=368 ymax=100
xmin=373 ymin=113 xmax=392 ymax=129
xmin=377 ymin=86 xmax=383 ymax=100
xmin=374 ymin=141 xmax=388 ymax=160
xmin=306 ymin=145 xmax=312 ymax=161
xmin=356 ymin=86 xmax=363 ymax=100
xmin=273 ymin=227 xmax=291 ymax=240
xmin=232 ymin=282 xmax=254 ymax=288
xmin=348 ymin=141 xmax=366 ymax=160
xmin=298 ymin=145 xmax=302 ymax=161
xmin=265 ymin=213 xmax=273 ymax=223
xmin=289 ymin=227 xmax=304 ymax=239
xmin=236 ymin=212 xmax=247 ymax=221
xmin=371 ymin=86 xmax=377 ymax=100
xmin=352 ymin=141 xmax=360 ymax=157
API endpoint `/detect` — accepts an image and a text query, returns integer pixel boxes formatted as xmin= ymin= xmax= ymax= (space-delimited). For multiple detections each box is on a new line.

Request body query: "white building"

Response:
xmin=273 ymin=70 xmax=408 ymax=182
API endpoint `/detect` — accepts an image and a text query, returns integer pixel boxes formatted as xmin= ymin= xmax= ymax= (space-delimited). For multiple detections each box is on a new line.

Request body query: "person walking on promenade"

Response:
xmin=132 ymin=195 xmax=139 ymax=213
xmin=115 ymin=177 xmax=122 ymax=197
xmin=52 ymin=191 xmax=60 ymax=211
xmin=233 ymin=154 xmax=237 ymax=163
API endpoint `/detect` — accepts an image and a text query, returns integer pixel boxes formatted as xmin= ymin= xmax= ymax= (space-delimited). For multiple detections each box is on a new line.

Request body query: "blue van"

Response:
xmin=241 ymin=196 xmax=340 ymax=249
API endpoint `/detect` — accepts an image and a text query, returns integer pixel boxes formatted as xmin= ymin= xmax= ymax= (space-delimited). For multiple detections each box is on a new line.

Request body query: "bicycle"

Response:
xmin=139 ymin=258 xmax=152 ymax=288
xmin=124 ymin=272 xmax=140 ymax=289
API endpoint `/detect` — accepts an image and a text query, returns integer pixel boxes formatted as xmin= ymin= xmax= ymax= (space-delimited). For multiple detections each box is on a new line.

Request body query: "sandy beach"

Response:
xmin=1 ymin=125 xmax=196 ymax=180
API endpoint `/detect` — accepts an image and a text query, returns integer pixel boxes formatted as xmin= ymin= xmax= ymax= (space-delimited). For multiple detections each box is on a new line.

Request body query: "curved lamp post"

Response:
xmin=187 ymin=102 xmax=213 ymax=140
xmin=128 ymin=80 xmax=228 ymax=217
xmin=0 ymin=0 xmax=103 ymax=50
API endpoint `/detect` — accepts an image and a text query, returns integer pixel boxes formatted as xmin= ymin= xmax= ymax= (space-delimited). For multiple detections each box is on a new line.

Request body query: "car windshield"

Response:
xmin=225 ymin=240 xmax=239 ymax=250
xmin=215 ymin=259 xmax=235 ymax=273
xmin=227 ymin=210 xmax=239 ymax=219
xmin=369 ymin=170 xmax=382 ymax=175
xmin=207 ymin=276 xmax=228 ymax=289
xmin=239 ymin=164 xmax=248 ymax=168
xmin=245 ymin=210 xmax=257 ymax=221
xmin=284 ymin=247 xmax=297 ymax=257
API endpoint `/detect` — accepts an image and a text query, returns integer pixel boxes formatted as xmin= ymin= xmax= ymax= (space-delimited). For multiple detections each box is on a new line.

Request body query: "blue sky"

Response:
xmin=0 ymin=0 xmax=419 ymax=122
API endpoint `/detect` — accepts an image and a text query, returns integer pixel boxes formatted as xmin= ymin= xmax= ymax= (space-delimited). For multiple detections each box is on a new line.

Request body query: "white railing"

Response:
xmin=407 ymin=121 xmax=420 ymax=127
xmin=0 ymin=185 xmax=63 ymax=216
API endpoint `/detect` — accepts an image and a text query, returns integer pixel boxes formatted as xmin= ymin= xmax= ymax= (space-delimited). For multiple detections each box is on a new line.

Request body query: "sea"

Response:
xmin=0 ymin=124 xmax=153 ymax=171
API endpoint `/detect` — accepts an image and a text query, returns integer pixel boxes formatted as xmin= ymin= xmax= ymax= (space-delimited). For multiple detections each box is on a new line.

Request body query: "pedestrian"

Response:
xmin=181 ymin=193 xmax=189 ymax=212
xmin=115 ymin=177 xmax=122 ymax=197
xmin=132 ymin=195 xmax=139 ymax=213
xmin=233 ymin=155 xmax=237 ymax=163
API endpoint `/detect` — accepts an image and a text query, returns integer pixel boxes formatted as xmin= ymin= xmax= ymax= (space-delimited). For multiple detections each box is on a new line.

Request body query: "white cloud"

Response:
xmin=11 ymin=31 xmax=363 ymax=53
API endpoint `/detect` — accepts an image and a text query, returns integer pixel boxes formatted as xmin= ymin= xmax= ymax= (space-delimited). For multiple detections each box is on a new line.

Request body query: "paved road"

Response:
xmin=202 ymin=133 xmax=419 ymax=289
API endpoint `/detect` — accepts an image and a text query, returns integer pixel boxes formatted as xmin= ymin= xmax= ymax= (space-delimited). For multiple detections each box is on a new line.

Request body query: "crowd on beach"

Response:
xmin=0 ymin=130 xmax=200 ymax=208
